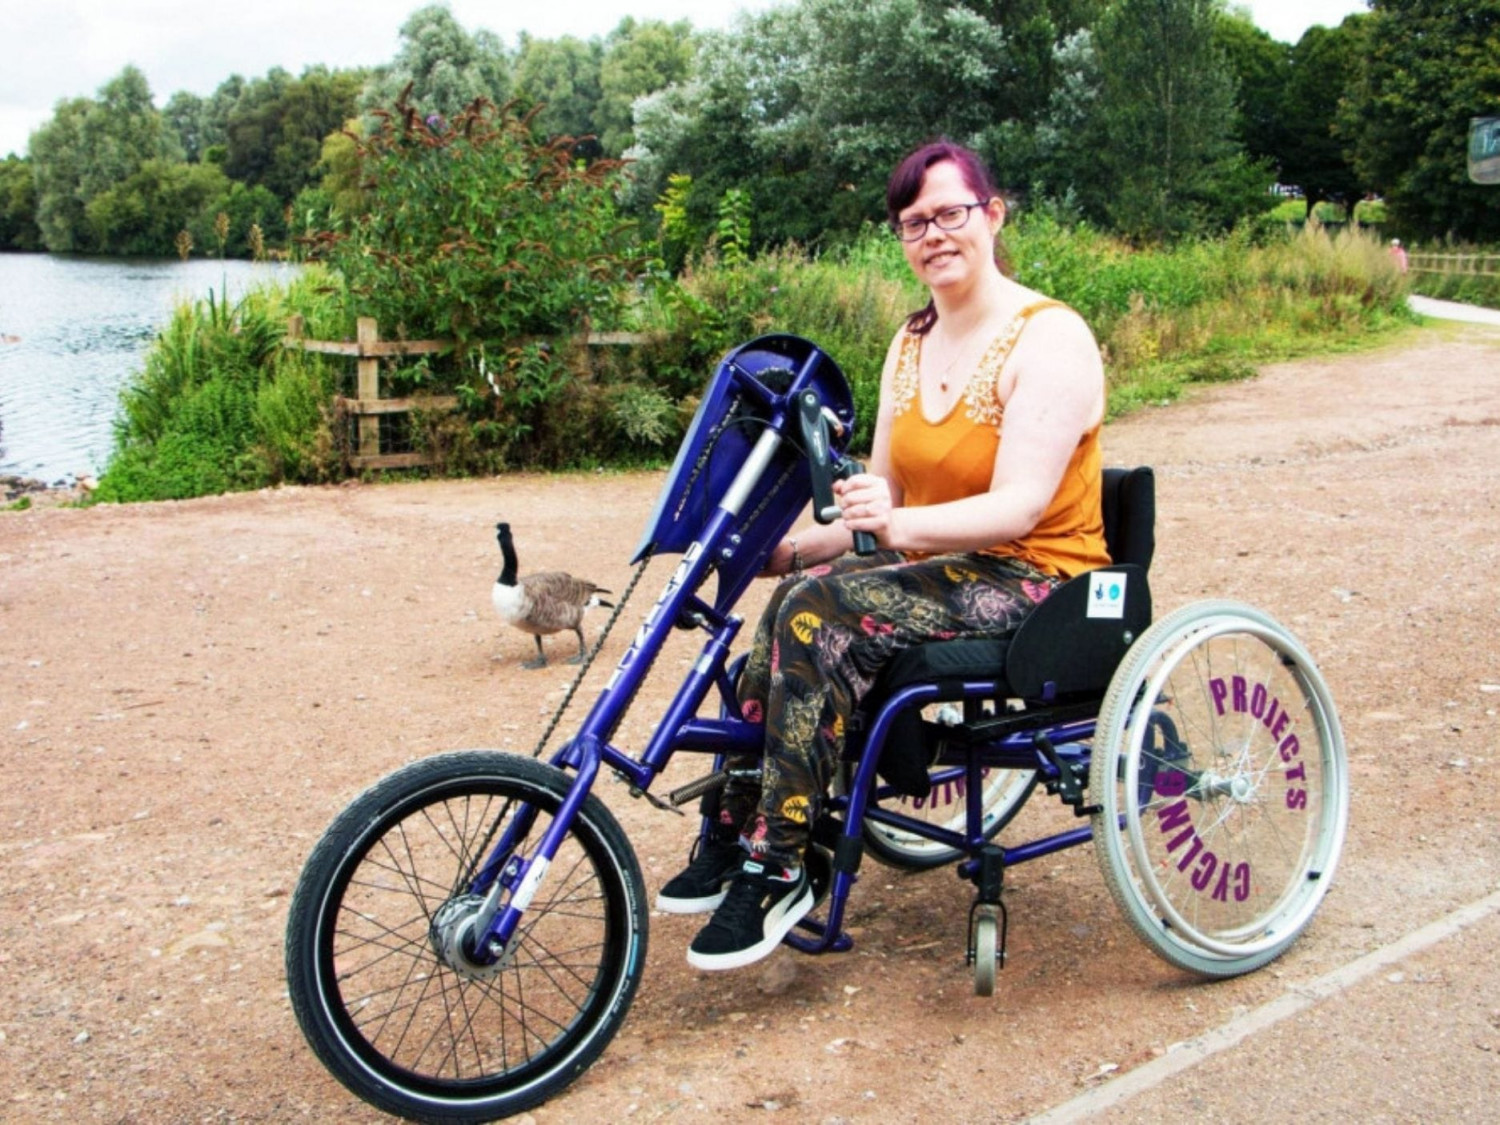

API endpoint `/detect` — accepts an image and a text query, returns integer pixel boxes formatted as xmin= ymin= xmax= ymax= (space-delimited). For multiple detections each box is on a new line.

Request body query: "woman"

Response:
xmin=658 ymin=139 xmax=1110 ymax=971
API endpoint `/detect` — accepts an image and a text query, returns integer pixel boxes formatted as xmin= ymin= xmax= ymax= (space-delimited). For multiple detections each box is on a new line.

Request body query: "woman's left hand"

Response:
xmin=833 ymin=473 xmax=896 ymax=546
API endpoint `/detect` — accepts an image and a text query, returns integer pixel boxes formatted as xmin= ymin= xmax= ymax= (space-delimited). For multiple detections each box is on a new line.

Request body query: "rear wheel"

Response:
xmin=857 ymin=763 xmax=1037 ymax=870
xmin=285 ymin=751 xmax=648 ymax=1122
xmin=1089 ymin=601 xmax=1348 ymax=977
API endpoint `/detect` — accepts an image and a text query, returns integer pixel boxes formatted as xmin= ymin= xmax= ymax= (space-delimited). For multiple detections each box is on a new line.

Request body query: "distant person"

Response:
xmin=1389 ymin=239 xmax=1409 ymax=274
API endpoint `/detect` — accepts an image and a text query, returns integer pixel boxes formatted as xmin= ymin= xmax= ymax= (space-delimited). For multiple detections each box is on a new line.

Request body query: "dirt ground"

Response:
xmin=3 ymin=321 xmax=1499 ymax=1124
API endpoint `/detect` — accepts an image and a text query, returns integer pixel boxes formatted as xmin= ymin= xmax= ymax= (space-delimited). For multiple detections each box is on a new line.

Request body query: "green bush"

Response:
xmin=316 ymin=97 xmax=639 ymax=348
xmin=96 ymin=268 xmax=343 ymax=502
xmin=99 ymin=199 xmax=1419 ymax=500
xmin=624 ymin=216 xmax=1415 ymax=445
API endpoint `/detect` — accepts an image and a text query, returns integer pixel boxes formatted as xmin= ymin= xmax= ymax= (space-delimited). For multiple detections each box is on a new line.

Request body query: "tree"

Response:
xmin=597 ymin=18 xmax=696 ymax=156
xmin=164 ymin=91 xmax=211 ymax=163
xmin=29 ymin=98 xmax=90 ymax=250
xmin=628 ymin=0 xmax=1107 ymax=253
xmin=1281 ymin=18 xmax=1367 ymax=216
xmin=1034 ymin=29 xmax=1109 ymax=213
xmin=360 ymin=5 xmax=510 ymax=120
xmin=1341 ymin=0 xmax=1500 ymax=240
xmin=1213 ymin=8 xmax=1292 ymax=172
xmin=1086 ymin=0 xmax=1271 ymax=240
xmin=83 ymin=159 xmax=230 ymax=255
xmin=29 ymin=67 xmax=178 ymax=252
xmin=512 ymin=34 xmax=605 ymax=147
xmin=0 ymin=156 xmax=42 ymax=251
xmin=221 ymin=67 xmax=364 ymax=202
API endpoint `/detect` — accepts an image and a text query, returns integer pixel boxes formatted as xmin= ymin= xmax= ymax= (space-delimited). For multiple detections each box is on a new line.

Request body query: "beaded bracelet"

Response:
xmin=789 ymin=538 xmax=803 ymax=576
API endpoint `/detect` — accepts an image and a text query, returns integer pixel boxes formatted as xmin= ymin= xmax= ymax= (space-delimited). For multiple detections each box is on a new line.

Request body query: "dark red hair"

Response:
xmin=887 ymin=139 xmax=1012 ymax=335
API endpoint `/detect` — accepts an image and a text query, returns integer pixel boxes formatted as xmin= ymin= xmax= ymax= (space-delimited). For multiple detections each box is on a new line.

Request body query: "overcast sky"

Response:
xmin=2 ymin=0 xmax=1369 ymax=160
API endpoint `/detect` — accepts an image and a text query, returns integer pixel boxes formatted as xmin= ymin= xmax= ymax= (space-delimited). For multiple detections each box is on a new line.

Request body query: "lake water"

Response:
xmin=0 ymin=254 xmax=299 ymax=485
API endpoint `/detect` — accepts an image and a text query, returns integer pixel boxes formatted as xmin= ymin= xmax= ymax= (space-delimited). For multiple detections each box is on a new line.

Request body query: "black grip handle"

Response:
xmin=839 ymin=458 xmax=880 ymax=557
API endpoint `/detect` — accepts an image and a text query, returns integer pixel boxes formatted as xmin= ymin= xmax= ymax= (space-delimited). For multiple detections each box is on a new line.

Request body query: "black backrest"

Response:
xmin=1101 ymin=466 xmax=1156 ymax=572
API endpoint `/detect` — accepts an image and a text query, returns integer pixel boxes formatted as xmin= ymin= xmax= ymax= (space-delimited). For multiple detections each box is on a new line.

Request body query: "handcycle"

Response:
xmin=284 ymin=334 xmax=1349 ymax=1122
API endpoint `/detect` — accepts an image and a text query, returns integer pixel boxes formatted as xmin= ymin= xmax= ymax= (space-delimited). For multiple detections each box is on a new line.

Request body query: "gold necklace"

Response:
xmin=929 ymin=335 xmax=973 ymax=394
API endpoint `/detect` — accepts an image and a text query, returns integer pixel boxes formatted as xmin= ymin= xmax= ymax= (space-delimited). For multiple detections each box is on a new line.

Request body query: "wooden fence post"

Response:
xmin=356 ymin=317 xmax=381 ymax=461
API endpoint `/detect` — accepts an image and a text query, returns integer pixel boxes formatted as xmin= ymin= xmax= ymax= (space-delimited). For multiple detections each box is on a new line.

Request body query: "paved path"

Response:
xmin=1408 ymin=293 xmax=1500 ymax=324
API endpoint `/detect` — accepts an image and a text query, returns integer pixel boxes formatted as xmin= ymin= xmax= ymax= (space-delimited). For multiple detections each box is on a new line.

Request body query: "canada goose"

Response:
xmin=492 ymin=522 xmax=614 ymax=668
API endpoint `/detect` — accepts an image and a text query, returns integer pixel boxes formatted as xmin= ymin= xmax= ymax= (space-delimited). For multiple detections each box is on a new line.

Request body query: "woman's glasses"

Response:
xmin=891 ymin=200 xmax=990 ymax=242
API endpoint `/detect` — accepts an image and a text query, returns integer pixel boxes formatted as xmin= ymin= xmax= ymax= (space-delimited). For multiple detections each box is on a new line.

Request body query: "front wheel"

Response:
xmin=1089 ymin=600 xmax=1349 ymax=977
xmin=285 ymin=751 xmax=648 ymax=1122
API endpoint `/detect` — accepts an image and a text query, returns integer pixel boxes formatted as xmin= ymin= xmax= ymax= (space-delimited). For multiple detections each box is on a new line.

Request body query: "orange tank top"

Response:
xmin=887 ymin=300 xmax=1109 ymax=578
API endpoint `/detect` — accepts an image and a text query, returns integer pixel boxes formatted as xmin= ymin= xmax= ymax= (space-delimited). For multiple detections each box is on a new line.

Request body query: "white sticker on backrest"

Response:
xmin=1087 ymin=571 xmax=1127 ymax=619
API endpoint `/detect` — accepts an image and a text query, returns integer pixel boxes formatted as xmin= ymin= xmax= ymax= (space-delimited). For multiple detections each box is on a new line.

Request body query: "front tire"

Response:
xmin=285 ymin=751 xmax=648 ymax=1122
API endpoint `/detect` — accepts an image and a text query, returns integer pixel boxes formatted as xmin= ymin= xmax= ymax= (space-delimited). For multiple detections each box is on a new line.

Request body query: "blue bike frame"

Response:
xmin=468 ymin=334 xmax=1108 ymax=957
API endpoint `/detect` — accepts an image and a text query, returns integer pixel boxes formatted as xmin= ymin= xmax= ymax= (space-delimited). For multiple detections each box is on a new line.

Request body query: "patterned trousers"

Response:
xmin=715 ymin=550 xmax=1057 ymax=866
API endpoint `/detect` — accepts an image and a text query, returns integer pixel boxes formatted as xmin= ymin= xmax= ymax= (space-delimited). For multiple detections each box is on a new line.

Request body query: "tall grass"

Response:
xmin=98 ymin=222 xmax=1414 ymax=501
xmin=1013 ymin=217 xmax=1413 ymax=416
xmin=96 ymin=266 xmax=347 ymax=502
xmin=623 ymin=218 xmax=1414 ymax=448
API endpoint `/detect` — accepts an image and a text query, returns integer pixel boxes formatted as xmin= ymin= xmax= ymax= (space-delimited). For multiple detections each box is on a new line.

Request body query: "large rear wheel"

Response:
xmin=1089 ymin=601 xmax=1348 ymax=977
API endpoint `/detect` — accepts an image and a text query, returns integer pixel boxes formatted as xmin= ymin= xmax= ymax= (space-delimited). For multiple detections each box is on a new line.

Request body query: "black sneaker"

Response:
xmin=655 ymin=836 xmax=744 ymax=914
xmin=686 ymin=860 xmax=813 ymax=971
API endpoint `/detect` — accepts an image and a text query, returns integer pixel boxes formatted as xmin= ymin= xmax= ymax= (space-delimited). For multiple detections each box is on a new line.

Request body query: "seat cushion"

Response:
xmin=878 ymin=636 xmax=1010 ymax=696
xmin=861 ymin=638 xmax=1010 ymax=799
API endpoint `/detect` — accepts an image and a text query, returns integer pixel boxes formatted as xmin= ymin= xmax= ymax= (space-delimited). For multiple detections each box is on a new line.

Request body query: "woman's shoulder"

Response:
xmin=1009 ymin=289 xmax=1094 ymax=345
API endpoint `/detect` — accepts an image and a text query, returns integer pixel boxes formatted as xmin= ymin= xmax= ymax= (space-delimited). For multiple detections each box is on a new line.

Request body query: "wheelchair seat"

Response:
xmin=859 ymin=466 xmax=1156 ymax=796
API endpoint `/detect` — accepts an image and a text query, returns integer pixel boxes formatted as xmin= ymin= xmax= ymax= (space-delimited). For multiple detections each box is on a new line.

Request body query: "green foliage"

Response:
xmin=95 ymin=268 xmax=344 ymax=502
xmin=1279 ymin=19 xmax=1367 ymax=213
xmin=1213 ymin=9 xmax=1292 ymax=169
xmin=1088 ymin=0 xmax=1275 ymax=241
xmin=653 ymin=172 xmax=700 ymax=270
xmin=83 ymin=160 xmax=229 ymax=255
xmin=360 ymin=6 xmax=511 ymax=121
xmin=220 ymin=67 xmax=365 ymax=203
xmin=714 ymin=188 xmax=752 ymax=266
xmin=0 ymin=155 xmax=41 ymax=250
xmin=313 ymin=94 xmax=639 ymax=352
xmin=1341 ymin=0 xmax=1500 ymax=240
xmin=29 ymin=67 xmax=179 ymax=252
xmin=512 ymin=34 xmax=605 ymax=148
xmin=626 ymin=0 xmax=1099 ymax=252
xmin=596 ymin=18 xmax=697 ymax=156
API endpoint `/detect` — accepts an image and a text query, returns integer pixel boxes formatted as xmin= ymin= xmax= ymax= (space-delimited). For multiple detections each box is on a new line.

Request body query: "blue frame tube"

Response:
xmin=480 ymin=428 xmax=787 ymax=947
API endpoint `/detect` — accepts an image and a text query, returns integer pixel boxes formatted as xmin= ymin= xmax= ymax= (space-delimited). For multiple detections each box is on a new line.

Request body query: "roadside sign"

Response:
xmin=1469 ymin=117 xmax=1500 ymax=185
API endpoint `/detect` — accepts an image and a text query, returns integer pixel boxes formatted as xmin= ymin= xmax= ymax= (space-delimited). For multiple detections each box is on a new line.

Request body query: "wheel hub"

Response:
xmin=430 ymin=894 xmax=508 ymax=982
xmin=1198 ymin=769 xmax=1258 ymax=804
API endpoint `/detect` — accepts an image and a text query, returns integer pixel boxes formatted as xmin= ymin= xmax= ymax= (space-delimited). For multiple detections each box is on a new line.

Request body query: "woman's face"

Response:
xmin=896 ymin=159 xmax=1003 ymax=294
